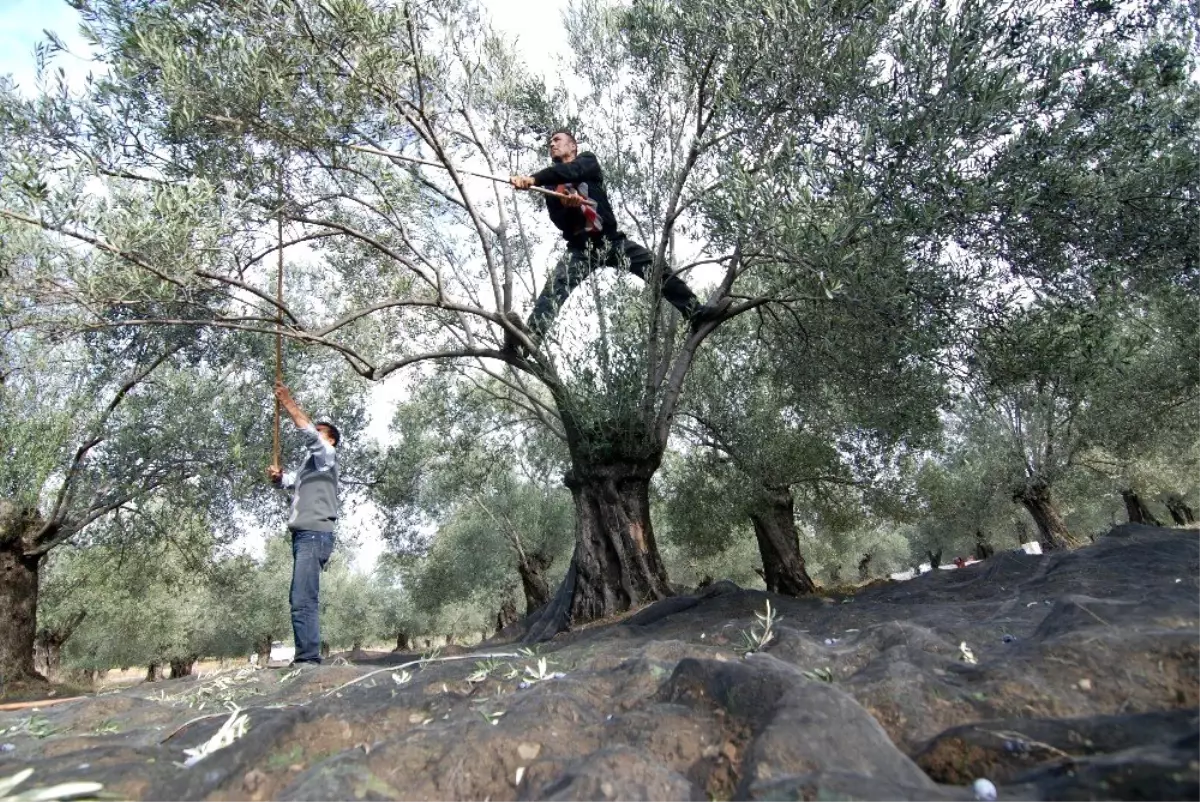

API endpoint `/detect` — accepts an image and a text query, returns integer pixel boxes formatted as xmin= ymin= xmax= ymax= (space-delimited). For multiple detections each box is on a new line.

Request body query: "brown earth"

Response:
xmin=0 ymin=523 xmax=1196 ymax=800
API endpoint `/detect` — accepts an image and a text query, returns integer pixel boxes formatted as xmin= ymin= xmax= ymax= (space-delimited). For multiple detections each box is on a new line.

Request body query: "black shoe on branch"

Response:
xmin=502 ymin=312 xmax=536 ymax=356
xmin=690 ymin=297 xmax=732 ymax=330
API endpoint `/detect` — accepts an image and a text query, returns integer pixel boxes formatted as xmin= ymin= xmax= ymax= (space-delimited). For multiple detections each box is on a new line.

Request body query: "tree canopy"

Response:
xmin=0 ymin=0 xmax=1195 ymax=681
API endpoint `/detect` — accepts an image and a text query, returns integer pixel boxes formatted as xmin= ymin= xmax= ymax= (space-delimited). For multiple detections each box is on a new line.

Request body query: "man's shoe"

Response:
xmin=690 ymin=297 xmax=732 ymax=329
xmin=501 ymin=312 xmax=537 ymax=354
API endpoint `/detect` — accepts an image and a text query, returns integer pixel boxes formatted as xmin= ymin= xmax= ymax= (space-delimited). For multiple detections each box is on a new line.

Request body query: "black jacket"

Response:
xmin=532 ymin=151 xmax=620 ymax=247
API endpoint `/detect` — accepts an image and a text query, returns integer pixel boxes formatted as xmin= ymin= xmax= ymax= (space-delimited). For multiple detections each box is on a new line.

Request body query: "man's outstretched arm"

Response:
xmin=275 ymin=381 xmax=313 ymax=431
xmin=531 ymin=152 xmax=601 ymax=185
xmin=274 ymin=381 xmax=335 ymax=470
xmin=511 ymin=152 xmax=602 ymax=190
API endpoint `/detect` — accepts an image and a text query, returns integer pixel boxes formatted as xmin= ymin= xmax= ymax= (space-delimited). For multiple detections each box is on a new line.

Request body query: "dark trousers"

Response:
xmin=290 ymin=529 xmax=334 ymax=663
xmin=526 ymin=237 xmax=701 ymax=340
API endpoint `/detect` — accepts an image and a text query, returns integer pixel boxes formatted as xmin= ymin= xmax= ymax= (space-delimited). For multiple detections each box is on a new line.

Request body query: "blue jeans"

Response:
xmin=290 ymin=530 xmax=334 ymax=663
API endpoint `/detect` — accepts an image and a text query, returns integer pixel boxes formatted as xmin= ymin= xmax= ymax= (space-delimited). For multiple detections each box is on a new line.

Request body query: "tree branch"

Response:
xmin=37 ymin=343 xmax=185 ymax=543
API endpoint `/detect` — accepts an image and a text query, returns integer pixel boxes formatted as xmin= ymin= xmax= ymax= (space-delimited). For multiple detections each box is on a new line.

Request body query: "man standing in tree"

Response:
xmin=267 ymin=381 xmax=340 ymax=666
xmin=507 ymin=129 xmax=728 ymax=350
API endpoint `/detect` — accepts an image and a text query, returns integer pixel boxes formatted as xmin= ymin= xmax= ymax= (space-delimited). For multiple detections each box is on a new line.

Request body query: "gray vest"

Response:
xmin=286 ymin=428 xmax=339 ymax=532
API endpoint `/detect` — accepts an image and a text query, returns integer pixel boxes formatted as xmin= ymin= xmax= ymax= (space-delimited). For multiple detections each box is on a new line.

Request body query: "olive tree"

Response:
xmin=7 ymin=0 xmax=1187 ymax=638
xmin=0 ymin=323 xmax=267 ymax=686
xmin=370 ymin=381 xmax=574 ymax=616
xmin=963 ymin=296 xmax=1197 ymax=549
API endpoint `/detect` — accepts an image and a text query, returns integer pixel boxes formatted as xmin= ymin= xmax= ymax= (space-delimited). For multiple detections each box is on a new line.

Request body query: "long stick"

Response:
xmin=201 ymin=114 xmax=591 ymax=205
xmin=0 ymin=696 xmax=87 ymax=711
xmin=347 ymin=143 xmax=597 ymax=206
xmin=272 ymin=173 xmax=284 ymax=468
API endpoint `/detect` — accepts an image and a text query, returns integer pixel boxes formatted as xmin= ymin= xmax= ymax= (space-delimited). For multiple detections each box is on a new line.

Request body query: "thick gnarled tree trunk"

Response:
xmin=1121 ymin=489 xmax=1161 ymax=526
xmin=35 ymin=611 xmax=86 ymax=679
xmin=496 ymin=596 xmax=518 ymax=632
xmin=747 ymin=487 xmax=817 ymax=596
xmin=169 ymin=657 xmax=197 ymax=679
xmin=0 ymin=503 xmax=66 ymax=688
xmin=522 ymin=312 xmax=719 ymax=644
xmin=1015 ymin=481 xmax=1081 ymax=550
xmin=564 ymin=460 xmax=672 ymax=624
xmin=255 ymin=636 xmax=272 ymax=667
xmin=0 ymin=542 xmax=43 ymax=685
xmin=974 ymin=530 xmax=995 ymax=560
xmin=1165 ymin=494 xmax=1196 ymax=526
xmin=516 ymin=554 xmax=552 ymax=611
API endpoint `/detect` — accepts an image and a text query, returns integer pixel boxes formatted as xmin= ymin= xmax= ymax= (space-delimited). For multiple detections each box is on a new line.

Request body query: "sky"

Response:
xmin=0 ymin=0 xmax=574 ymax=95
xmin=0 ymin=0 xmax=576 ymax=572
xmin=0 ymin=0 xmax=98 ymax=96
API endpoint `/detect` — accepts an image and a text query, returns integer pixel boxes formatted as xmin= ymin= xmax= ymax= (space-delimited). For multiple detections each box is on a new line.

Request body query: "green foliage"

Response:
xmin=320 ymin=559 xmax=382 ymax=651
xmin=43 ymin=527 xmax=229 ymax=672
xmin=908 ymin=445 xmax=1017 ymax=559
xmin=373 ymin=555 xmax=432 ymax=644
xmin=369 ymin=378 xmax=573 ymax=625
xmin=4 ymin=0 xmax=1196 ymax=653
xmin=205 ymin=536 xmax=295 ymax=658
xmin=801 ymin=521 xmax=915 ymax=584
xmin=403 ymin=478 xmax=571 ymax=621
xmin=41 ymin=531 xmax=419 ymax=670
xmin=658 ymin=528 xmax=765 ymax=590
xmin=738 ymin=600 xmax=778 ymax=654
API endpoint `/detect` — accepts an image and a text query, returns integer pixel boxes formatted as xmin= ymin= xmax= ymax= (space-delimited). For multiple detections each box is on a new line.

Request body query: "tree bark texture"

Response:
xmin=255 ymin=636 xmax=272 ymax=666
xmin=33 ymin=640 xmax=58 ymax=679
xmin=496 ymin=597 xmax=518 ymax=632
xmin=34 ymin=610 xmax=86 ymax=679
xmin=0 ymin=542 xmax=43 ymax=684
xmin=169 ymin=657 xmax=196 ymax=679
xmin=1165 ymin=494 xmax=1196 ymax=526
xmin=516 ymin=554 xmax=552 ymax=611
xmin=747 ymin=488 xmax=817 ymax=596
xmin=394 ymin=632 xmax=410 ymax=652
xmin=1121 ymin=489 xmax=1161 ymax=527
xmin=1015 ymin=481 xmax=1081 ymax=550
xmin=974 ymin=530 xmax=995 ymax=560
xmin=564 ymin=461 xmax=672 ymax=624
